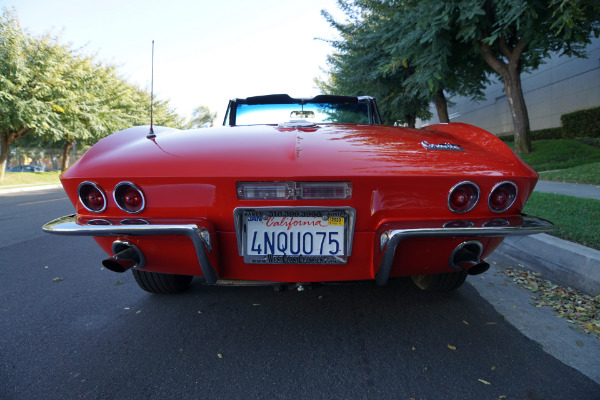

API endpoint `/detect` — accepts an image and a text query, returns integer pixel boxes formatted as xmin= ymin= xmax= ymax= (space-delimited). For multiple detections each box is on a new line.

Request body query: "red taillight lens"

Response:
xmin=489 ymin=181 xmax=518 ymax=213
xmin=448 ymin=182 xmax=480 ymax=213
xmin=78 ymin=182 xmax=107 ymax=213
xmin=114 ymin=182 xmax=145 ymax=214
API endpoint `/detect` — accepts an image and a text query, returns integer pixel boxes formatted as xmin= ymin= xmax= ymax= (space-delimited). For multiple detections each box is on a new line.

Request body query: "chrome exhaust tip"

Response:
xmin=102 ymin=241 xmax=145 ymax=273
xmin=449 ymin=241 xmax=489 ymax=275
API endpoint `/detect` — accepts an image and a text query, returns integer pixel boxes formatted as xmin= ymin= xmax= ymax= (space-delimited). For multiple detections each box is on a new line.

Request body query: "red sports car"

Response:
xmin=43 ymin=94 xmax=552 ymax=293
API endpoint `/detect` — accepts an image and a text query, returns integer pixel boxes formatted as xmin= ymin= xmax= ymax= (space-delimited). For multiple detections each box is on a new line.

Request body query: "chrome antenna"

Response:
xmin=147 ymin=40 xmax=156 ymax=139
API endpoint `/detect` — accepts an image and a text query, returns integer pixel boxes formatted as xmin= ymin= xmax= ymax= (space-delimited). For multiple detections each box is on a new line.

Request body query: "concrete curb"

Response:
xmin=0 ymin=184 xmax=62 ymax=195
xmin=494 ymin=233 xmax=600 ymax=296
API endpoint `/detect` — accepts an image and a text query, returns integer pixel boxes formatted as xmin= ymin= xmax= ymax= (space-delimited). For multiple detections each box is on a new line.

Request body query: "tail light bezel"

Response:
xmin=488 ymin=181 xmax=518 ymax=213
xmin=448 ymin=181 xmax=480 ymax=213
xmin=78 ymin=181 xmax=107 ymax=213
xmin=113 ymin=181 xmax=146 ymax=214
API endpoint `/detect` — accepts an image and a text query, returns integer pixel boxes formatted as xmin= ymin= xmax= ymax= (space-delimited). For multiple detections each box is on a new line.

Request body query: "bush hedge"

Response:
xmin=499 ymin=127 xmax=563 ymax=142
xmin=499 ymin=106 xmax=600 ymax=141
xmin=561 ymin=106 xmax=600 ymax=138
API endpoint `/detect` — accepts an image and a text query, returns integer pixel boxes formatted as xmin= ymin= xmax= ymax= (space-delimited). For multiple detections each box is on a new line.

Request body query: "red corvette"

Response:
xmin=43 ymin=94 xmax=552 ymax=293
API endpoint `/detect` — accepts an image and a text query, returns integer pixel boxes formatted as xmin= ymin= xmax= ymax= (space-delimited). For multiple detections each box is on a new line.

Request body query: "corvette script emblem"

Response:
xmin=421 ymin=141 xmax=464 ymax=151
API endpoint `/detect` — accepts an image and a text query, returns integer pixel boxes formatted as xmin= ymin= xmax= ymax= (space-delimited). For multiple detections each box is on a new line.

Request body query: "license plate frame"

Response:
xmin=233 ymin=207 xmax=356 ymax=264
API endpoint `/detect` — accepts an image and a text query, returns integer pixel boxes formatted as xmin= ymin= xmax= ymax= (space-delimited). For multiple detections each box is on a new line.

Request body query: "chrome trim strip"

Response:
xmin=375 ymin=215 xmax=553 ymax=286
xmin=42 ymin=215 xmax=217 ymax=284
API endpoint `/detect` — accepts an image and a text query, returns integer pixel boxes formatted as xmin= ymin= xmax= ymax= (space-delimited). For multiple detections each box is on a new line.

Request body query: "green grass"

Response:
xmin=0 ymin=171 xmax=61 ymax=188
xmin=508 ymin=139 xmax=600 ymax=171
xmin=523 ymin=192 xmax=600 ymax=250
xmin=539 ymin=162 xmax=600 ymax=185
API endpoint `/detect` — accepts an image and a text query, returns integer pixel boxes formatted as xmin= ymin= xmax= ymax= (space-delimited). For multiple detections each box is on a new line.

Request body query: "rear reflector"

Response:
xmin=237 ymin=182 xmax=352 ymax=200
xmin=297 ymin=182 xmax=352 ymax=199
xmin=237 ymin=182 xmax=294 ymax=200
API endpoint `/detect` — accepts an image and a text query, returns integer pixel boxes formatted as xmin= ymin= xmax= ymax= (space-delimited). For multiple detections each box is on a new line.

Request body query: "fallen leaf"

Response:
xmin=52 ymin=277 xmax=63 ymax=282
xmin=252 ymin=303 xmax=261 ymax=306
xmin=576 ymin=341 xmax=583 ymax=347
xmin=136 ymin=310 xmax=142 ymax=314
xmin=217 ymin=353 xmax=223 ymax=359
xmin=462 ymin=320 xmax=469 ymax=325
xmin=478 ymin=379 xmax=491 ymax=385
xmin=491 ymin=366 xmax=496 ymax=371
xmin=447 ymin=345 xmax=456 ymax=350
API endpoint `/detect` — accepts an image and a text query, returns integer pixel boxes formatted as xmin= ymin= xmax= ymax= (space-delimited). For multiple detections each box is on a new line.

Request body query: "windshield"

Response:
xmin=234 ymin=102 xmax=371 ymax=125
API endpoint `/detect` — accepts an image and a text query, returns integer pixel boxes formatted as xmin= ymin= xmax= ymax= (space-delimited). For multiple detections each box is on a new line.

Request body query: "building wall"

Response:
xmin=420 ymin=37 xmax=600 ymax=135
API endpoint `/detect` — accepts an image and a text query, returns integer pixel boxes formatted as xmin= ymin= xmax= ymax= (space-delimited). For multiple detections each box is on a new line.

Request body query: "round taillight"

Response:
xmin=448 ymin=182 xmax=480 ymax=213
xmin=78 ymin=182 xmax=107 ymax=213
xmin=114 ymin=182 xmax=145 ymax=214
xmin=489 ymin=181 xmax=518 ymax=213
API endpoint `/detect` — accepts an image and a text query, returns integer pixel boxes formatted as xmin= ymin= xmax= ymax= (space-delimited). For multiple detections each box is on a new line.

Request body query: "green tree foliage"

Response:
xmin=322 ymin=0 xmax=599 ymax=154
xmin=188 ymin=105 xmax=217 ymax=128
xmin=319 ymin=2 xmax=431 ymax=127
xmin=0 ymin=8 xmax=184 ymax=179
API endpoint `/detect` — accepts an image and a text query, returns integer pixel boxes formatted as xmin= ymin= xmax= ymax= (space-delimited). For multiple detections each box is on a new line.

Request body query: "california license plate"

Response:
xmin=234 ymin=208 xmax=355 ymax=264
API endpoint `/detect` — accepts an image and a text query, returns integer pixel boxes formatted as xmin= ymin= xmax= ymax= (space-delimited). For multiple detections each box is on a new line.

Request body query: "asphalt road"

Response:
xmin=1 ymin=189 xmax=599 ymax=400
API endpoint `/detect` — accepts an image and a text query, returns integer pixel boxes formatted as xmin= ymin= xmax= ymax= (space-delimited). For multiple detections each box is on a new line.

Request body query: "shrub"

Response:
xmin=561 ymin=106 xmax=600 ymax=139
xmin=499 ymin=127 xmax=563 ymax=142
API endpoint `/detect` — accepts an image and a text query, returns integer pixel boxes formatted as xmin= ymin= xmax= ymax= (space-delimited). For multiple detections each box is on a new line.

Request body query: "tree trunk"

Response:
xmin=405 ymin=114 xmax=416 ymax=128
xmin=0 ymin=127 xmax=30 ymax=182
xmin=61 ymin=139 xmax=74 ymax=171
xmin=503 ymin=68 xmax=531 ymax=154
xmin=478 ymin=37 xmax=531 ymax=154
xmin=434 ymin=89 xmax=450 ymax=123
xmin=0 ymin=133 xmax=8 ymax=183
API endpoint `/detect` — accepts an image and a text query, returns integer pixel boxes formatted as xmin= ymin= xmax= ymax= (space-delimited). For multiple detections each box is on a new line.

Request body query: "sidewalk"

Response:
xmin=534 ymin=180 xmax=600 ymax=200
xmin=0 ymin=183 xmax=62 ymax=194
xmin=496 ymin=180 xmax=600 ymax=296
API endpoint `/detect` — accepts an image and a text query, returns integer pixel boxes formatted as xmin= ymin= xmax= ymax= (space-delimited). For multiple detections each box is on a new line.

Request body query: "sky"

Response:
xmin=4 ymin=0 xmax=345 ymax=122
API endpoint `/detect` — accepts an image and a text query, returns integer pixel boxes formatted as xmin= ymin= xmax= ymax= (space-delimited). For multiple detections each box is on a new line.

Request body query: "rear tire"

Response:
xmin=132 ymin=269 xmax=193 ymax=294
xmin=411 ymin=271 xmax=467 ymax=292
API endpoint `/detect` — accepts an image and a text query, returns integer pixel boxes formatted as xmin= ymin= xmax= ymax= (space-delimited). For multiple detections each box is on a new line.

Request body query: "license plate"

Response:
xmin=234 ymin=208 xmax=355 ymax=264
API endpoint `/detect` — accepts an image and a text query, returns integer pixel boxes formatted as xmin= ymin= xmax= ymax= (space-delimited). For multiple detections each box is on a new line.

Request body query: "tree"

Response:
xmin=0 ymin=8 xmax=186 ymax=177
xmin=0 ymin=9 xmax=63 ymax=181
xmin=320 ymin=3 xmax=431 ymax=126
xmin=324 ymin=0 xmax=599 ymax=153
xmin=375 ymin=0 xmax=598 ymax=153
xmin=188 ymin=105 xmax=217 ymax=128
xmin=369 ymin=0 xmax=492 ymax=123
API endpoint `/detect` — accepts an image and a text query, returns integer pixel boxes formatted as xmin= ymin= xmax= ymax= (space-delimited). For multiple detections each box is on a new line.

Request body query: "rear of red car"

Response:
xmin=44 ymin=95 xmax=552 ymax=293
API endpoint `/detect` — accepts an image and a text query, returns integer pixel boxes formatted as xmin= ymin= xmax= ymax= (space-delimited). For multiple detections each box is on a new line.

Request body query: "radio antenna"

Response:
xmin=147 ymin=40 xmax=156 ymax=139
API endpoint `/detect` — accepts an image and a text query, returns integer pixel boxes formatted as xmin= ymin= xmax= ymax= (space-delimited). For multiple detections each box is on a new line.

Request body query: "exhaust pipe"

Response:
xmin=102 ymin=241 xmax=145 ymax=273
xmin=449 ymin=241 xmax=490 ymax=276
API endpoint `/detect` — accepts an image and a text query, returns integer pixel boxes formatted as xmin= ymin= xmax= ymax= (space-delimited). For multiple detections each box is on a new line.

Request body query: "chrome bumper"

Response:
xmin=375 ymin=215 xmax=553 ymax=286
xmin=42 ymin=214 xmax=218 ymax=284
